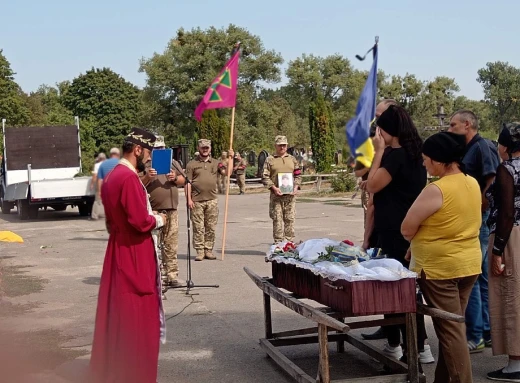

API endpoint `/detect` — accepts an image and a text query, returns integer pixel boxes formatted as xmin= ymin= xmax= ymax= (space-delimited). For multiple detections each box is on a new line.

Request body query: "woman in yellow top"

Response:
xmin=401 ymin=131 xmax=482 ymax=383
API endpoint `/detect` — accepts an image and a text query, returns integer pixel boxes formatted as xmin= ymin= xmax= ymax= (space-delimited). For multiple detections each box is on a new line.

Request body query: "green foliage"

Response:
xmin=379 ymin=74 xmax=461 ymax=130
xmin=1 ymin=25 xmax=517 ymax=174
xmin=478 ymin=61 xmax=520 ymax=127
xmin=62 ymin=67 xmax=141 ymax=153
xmin=245 ymin=166 xmax=257 ymax=179
xmin=330 ymin=172 xmax=357 ymax=192
xmin=0 ymin=50 xmax=30 ymax=127
xmin=196 ymin=109 xmax=230 ymax=158
xmin=139 ymin=24 xmax=283 ymax=145
xmin=0 ymin=50 xmax=30 ymax=152
xmin=309 ymin=94 xmax=335 ymax=173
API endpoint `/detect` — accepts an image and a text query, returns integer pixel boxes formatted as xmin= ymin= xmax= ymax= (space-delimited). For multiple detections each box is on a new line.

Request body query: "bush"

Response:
xmin=330 ymin=172 xmax=357 ymax=192
xmin=245 ymin=166 xmax=257 ymax=179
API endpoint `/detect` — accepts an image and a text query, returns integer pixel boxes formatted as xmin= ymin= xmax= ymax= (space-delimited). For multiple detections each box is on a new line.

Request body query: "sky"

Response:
xmin=2 ymin=0 xmax=519 ymax=100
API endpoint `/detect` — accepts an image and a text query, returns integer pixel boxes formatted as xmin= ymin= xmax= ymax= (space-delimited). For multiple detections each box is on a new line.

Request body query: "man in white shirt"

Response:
xmin=91 ymin=152 xmax=106 ymax=220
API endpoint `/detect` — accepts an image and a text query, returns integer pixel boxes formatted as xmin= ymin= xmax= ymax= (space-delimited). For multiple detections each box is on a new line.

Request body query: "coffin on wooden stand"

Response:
xmin=271 ymin=260 xmax=417 ymax=316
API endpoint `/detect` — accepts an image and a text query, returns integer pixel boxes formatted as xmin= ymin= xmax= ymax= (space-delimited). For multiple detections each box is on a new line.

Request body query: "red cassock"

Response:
xmin=89 ymin=164 xmax=161 ymax=383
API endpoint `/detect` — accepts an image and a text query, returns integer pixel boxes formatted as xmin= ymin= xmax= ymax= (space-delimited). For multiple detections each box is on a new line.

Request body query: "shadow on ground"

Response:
xmin=82 ymin=277 xmax=101 ymax=285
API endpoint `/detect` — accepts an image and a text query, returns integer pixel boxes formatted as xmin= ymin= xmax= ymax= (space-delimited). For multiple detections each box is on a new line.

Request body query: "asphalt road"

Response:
xmin=0 ymin=192 xmax=506 ymax=382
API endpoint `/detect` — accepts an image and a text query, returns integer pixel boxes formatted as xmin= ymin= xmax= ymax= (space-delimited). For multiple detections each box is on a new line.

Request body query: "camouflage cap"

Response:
xmin=198 ymin=139 xmax=211 ymax=147
xmin=154 ymin=135 xmax=166 ymax=148
xmin=281 ymin=173 xmax=289 ymax=180
xmin=275 ymin=135 xmax=288 ymax=145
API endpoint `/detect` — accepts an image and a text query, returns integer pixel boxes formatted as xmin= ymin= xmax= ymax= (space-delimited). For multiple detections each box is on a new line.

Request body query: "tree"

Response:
xmin=379 ymin=74 xmax=461 ymax=137
xmin=453 ymin=96 xmax=494 ymax=132
xmin=196 ymin=110 xmax=230 ymax=158
xmin=478 ymin=61 xmax=520 ymax=127
xmin=62 ymin=68 xmax=141 ymax=152
xmin=139 ymin=24 xmax=283 ymax=145
xmin=0 ymin=50 xmax=30 ymax=127
xmin=309 ymin=94 xmax=335 ymax=173
xmin=285 ymin=54 xmax=358 ymax=150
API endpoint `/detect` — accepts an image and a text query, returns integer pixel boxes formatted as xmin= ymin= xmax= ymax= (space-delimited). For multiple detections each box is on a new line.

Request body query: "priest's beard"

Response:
xmin=136 ymin=152 xmax=146 ymax=173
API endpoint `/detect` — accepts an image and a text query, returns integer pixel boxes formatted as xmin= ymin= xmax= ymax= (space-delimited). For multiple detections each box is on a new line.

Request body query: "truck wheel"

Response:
xmin=1 ymin=192 xmax=12 ymax=215
xmin=78 ymin=201 xmax=93 ymax=217
xmin=28 ymin=205 xmax=39 ymax=220
xmin=52 ymin=204 xmax=67 ymax=211
xmin=17 ymin=199 xmax=30 ymax=220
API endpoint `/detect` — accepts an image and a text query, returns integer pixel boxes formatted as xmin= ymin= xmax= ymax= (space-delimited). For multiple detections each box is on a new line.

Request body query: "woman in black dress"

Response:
xmin=366 ymin=105 xmax=432 ymax=364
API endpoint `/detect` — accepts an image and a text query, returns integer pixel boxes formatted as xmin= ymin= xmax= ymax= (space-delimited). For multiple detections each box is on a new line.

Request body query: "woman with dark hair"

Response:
xmin=366 ymin=105 xmax=432 ymax=364
xmin=401 ymin=131 xmax=481 ymax=383
xmin=485 ymin=123 xmax=520 ymax=382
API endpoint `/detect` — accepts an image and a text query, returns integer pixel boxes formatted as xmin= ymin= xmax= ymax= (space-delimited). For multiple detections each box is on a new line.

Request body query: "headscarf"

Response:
xmin=422 ymin=131 xmax=467 ymax=171
xmin=498 ymin=122 xmax=520 ymax=154
xmin=376 ymin=105 xmax=400 ymax=137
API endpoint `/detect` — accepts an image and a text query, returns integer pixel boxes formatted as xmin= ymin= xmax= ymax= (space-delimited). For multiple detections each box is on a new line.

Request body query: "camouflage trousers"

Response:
xmin=217 ymin=174 xmax=227 ymax=194
xmin=236 ymin=173 xmax=246 ymax=193
xmin=159 ymin=209 xmax=179 ymax=282
xmin=191 ymin=199 xmax=219 ymax=251
xmin=361 ymin=189 xmax=369 ymax=227
xmin=269 ymin=194 xmax=296 ymax=243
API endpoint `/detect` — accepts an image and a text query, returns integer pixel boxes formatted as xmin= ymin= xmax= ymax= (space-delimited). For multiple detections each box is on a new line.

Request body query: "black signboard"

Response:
xmin=257 ymin=150 xmax=269 ymax=178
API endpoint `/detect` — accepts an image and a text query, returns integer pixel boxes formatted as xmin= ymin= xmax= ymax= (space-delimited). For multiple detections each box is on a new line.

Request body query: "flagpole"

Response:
xmin=221 ymin=106 xmax=236 ymax=260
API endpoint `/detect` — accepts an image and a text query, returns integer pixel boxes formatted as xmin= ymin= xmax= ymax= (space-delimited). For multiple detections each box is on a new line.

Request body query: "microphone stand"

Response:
xmin=167 ymin=160 xmax=219 ymax=296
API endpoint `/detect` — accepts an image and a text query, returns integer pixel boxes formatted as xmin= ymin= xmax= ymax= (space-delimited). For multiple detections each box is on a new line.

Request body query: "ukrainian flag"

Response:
xmin=346 ymin=45 xmax=378 ymax=168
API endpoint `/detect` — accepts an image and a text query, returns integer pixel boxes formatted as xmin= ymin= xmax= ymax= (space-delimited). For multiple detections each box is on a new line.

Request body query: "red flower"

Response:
xmin=283 ymin=242 xmax=296 ymax=252
xmin=342 ymin=239 xmax=354 ymax=246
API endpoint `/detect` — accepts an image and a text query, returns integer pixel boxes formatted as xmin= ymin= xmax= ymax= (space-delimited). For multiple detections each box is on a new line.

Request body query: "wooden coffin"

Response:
xmin=271 ymin=260 xmax=416 ymax=317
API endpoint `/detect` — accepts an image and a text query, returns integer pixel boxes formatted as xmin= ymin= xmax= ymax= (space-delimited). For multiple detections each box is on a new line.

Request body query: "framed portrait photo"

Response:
xmin=278 ymin=172 xmax=294 ymax=194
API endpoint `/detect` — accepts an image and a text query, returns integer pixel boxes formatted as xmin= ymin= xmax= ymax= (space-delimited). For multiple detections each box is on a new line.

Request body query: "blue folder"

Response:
xmin=151 ymin=148 xmax=173 ymax=175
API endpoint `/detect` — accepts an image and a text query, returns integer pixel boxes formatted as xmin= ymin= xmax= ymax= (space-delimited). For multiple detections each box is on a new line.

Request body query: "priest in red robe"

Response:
xmin=89 ymin=128 xmax=167 ymax=383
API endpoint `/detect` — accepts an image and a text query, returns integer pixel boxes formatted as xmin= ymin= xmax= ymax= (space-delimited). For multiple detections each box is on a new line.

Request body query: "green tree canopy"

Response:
xmin=309 ymin=93 xmax=335 ymax=173
xmin=62 ymin=67 xmax=141 ymax=152
xmin=478 ymin=61 xmax=520 ymax=127
xmin=139 ymin=24 xmax=284 ymax=146
xmin=0 ymin=49 xmax=30 ymax=127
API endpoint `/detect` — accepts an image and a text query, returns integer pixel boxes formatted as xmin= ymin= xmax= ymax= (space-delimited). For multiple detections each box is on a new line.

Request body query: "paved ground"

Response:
xmin=0 ymin=191 xmax=506 ymax=382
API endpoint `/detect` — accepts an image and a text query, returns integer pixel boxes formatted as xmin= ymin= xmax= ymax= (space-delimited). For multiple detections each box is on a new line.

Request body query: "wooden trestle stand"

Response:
xmin=244 ymin=267 xmax=465 ymax=383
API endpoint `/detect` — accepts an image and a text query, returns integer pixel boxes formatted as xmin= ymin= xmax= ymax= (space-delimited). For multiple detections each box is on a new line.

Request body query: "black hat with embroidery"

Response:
xmin=124 ymin=128 xmax=156 ymax=150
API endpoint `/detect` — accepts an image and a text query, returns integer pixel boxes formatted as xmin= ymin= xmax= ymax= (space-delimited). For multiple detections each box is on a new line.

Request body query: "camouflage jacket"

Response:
xmin=262 ymin=153 xmax=302 ymax=190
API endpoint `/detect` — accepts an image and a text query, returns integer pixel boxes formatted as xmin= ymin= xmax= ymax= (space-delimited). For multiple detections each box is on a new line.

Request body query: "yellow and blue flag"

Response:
xmin=346 ymin=45 xmax=378 ymax=168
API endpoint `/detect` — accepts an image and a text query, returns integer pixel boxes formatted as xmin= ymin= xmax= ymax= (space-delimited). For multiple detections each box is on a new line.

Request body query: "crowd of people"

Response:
xmin=87 ymin=128 xmax=302 ymax=382
xmin=357 ymin=101 xmax=520 ymax=383
xmin=85 ymin=104 xmax=520 ymax=382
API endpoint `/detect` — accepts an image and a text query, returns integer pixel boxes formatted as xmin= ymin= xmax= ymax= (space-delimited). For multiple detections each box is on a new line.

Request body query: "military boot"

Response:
xmin=195 ymin=250 xmax=205 ymax=261
xmin=204 ymin=249 xmax=216 ymax=260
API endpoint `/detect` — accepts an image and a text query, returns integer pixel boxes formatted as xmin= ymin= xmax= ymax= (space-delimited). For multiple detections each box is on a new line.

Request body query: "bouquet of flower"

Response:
xmin=271 ymin=241 xmax=300 ymax=260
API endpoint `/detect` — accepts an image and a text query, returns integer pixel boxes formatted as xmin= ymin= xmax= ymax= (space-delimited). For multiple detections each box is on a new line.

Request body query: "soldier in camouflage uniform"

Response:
xmin=233 ymin=152 xmax=247 ymax=195
xmin=217 ymin=151 xmax=228 ymax=194
xmin=186 ymin=139 xmax=221 ymax=261
xmin=140 ymin=136 xmax=186 ymax=292
xmin=262 ymin=135 xmax=302 ymax=244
